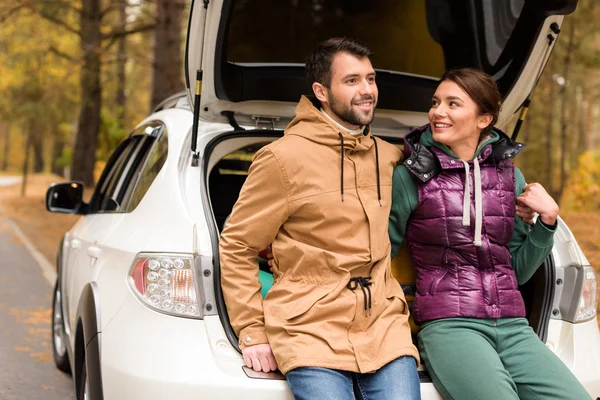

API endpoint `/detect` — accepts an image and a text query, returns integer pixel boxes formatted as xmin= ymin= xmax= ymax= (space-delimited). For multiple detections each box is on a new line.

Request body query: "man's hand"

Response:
xmin=242 ymin=343 xmax=278 ymax=372
xmin=517 ymin=183 xmax=559 ymax=226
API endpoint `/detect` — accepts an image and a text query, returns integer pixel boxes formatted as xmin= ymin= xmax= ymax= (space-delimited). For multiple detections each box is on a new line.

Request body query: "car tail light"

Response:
xmin=574 ymin=266 xmax=597 ymax=322
xmin=128 ymin=253 xmax=201 ymax=318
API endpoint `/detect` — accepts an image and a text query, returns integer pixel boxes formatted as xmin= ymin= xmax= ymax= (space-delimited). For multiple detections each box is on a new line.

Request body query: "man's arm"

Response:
xmin=219 ymin=147 xmax=290 ymax=370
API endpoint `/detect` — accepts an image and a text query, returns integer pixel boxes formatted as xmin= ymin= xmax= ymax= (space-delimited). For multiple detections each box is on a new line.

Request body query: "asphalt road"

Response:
xmin=0 ymin=213 xmax=75 ymax=399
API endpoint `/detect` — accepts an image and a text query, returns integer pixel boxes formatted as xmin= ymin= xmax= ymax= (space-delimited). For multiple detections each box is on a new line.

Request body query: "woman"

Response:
xmin=388 ymin=68 xmax=591 ymax=400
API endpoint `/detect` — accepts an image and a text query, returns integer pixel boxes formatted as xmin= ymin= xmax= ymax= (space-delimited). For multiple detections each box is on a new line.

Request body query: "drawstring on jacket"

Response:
xmin=372 ymin=137 xmax=382 ymax=206
xmin=336 ymin=133 xmax=382 ymax=206
xmin=338 ymin=132 xmax=344 ymax=202
xmin=347 ymin=277 xmax=373 ymax=316
xmin=460 ymin=158 xmax=483 ymax=247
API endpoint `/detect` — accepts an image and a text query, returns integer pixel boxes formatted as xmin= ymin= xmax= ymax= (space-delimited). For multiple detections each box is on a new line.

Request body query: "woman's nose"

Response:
xmin=433 ymin=105 xmax=447 ymax=117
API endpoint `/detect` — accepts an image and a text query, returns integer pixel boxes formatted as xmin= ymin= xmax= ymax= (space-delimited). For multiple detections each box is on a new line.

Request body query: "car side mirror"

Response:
xmin=46 ymin=182 xmax=87 ymax=215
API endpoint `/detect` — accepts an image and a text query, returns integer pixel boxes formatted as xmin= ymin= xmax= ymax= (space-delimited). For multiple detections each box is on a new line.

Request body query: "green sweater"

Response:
xmin=389 ymin=128 xmax=555 ymax=285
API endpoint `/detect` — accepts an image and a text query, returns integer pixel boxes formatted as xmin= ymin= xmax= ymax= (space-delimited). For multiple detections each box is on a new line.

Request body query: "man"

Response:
xmin=219 ymin=37 xmax=420 ymax=400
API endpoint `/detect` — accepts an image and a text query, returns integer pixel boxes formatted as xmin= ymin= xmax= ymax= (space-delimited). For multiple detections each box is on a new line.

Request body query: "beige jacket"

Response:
xmin=219 ymin=96 xmax=419 ymax=374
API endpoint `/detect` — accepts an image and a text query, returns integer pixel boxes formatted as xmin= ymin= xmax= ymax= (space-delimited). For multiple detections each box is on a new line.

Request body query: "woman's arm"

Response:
xmin=510 ymin=168 xmax=559 ymax=284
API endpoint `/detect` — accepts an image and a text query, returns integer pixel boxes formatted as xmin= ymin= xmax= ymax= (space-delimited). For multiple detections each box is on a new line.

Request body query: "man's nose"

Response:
xmin=359 ymin=79 xmax=374 ymax=96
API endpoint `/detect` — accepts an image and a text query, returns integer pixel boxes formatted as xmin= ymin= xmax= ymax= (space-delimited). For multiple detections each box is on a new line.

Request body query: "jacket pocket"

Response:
xmin=428 ymin=269 xmax=448 ymax=296
xmin=284 ymin=282 xmax=339 ymax=321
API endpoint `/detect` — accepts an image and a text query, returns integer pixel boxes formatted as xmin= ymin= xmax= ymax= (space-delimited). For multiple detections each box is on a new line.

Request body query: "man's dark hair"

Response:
xmin=306 ymin=37 xmax=373 ymax=88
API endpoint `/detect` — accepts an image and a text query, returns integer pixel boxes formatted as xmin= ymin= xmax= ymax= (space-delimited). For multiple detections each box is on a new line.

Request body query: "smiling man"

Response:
xmin=219 ymin=38 xmax=421 ymax=400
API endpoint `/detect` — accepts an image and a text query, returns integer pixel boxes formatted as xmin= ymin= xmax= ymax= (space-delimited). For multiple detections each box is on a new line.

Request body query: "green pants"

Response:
xmin=418 ymin=317 xmax=591 ymax=400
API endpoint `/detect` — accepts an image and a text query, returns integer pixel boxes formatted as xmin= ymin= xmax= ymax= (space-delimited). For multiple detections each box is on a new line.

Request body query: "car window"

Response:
xmin=226 ymin=0 xmax=524 ymax=80
xmin=90 ymin=138 xmax=140 ymax=213
xmin=125 ymin=126 xmax=169 ymax=212
xmin=89 ymin=122 xmax=164 ymax=214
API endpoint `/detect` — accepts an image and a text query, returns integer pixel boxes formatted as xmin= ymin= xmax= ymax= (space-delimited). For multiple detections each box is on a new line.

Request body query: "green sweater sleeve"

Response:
xmin=510 ymin=167 xmax=556 ymax=284
xmin=389 ymin=165 xmax=419 ymax=258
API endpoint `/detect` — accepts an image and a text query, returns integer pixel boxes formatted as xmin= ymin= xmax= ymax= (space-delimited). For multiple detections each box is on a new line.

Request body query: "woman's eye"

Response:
xmin=431 ymin=100 xmax=439 ymax=106
xmin=450 ymin=101 xmax=459 ymax=107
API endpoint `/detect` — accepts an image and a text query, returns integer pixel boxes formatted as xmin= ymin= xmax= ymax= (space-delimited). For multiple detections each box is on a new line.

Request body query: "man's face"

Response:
xmin=319 ymin=52 xmax=378 ymax=130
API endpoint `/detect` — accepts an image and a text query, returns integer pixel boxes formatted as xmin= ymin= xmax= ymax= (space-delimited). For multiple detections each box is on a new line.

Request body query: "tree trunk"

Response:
xmin=71 ymin=0 xmax=102 ymax=187
xmin=116 ymin=0 xmax=127 ymax=128
xmin=574 ymin=87 xmax=585 ymax=166
xmin=150 ymin=0 xmax=185 ymax=111
xmin=557 ymin=21 xmax=575 ymax=203
xmin=51 ymin=130 xmax=65 ymax=177
xmin=544 ymin=77 xmax=555 ymax=197
xmin=584 ymin=98 xmax=594 ymax=150
xmin=32 ymin=131 xmax=44 ymax=173
xmin=0 ymin=123 xmax=9 ymax=171
xmin=21 ymin=123 xmax=34 ymax=197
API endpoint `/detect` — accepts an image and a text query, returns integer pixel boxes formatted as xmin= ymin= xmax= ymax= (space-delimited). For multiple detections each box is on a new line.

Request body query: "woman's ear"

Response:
xmin=477 ymin=114 xmax=494 ymax=131
xmin=312 ymin=82 xmax=328 ymax=103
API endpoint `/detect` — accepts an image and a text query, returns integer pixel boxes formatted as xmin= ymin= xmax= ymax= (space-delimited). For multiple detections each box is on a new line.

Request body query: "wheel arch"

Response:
xmin=74 ymin=282 xmax=104 ymax=400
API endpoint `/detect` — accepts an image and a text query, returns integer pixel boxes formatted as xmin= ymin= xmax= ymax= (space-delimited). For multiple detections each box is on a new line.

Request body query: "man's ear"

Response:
xmin=312 ymin=82 xmax=328 ymax=104
xmin=477 ymin=114 xmax=493 ymax=131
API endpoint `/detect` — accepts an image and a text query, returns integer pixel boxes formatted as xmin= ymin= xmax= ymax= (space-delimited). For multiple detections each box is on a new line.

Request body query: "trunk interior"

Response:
xmin=205 ymin=133 xmax=554 ymax=378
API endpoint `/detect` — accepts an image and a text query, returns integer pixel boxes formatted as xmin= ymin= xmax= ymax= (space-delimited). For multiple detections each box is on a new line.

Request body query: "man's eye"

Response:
xmin=347 ymin=78 xmax=357 ymax=84
xmin=367 ymin=76 xmax=376 ymax=83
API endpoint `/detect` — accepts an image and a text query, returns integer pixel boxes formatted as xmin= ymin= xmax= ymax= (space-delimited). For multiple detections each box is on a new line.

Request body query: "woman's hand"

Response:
xmin=515 ymin=203 xmax=535 ymax=225
xmin=516 ymin=183 xmax=559 ymax=226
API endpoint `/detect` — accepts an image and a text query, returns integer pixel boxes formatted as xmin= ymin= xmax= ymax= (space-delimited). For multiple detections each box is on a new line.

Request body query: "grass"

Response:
xmin=0 ymin=173 xmax=598 ymax=326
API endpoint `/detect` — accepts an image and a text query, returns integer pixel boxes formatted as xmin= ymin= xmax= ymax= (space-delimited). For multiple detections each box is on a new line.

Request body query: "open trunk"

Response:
xmin=186 ymin=0 xmax=575 ymax=133
xmin=188 ymin=0 xmax=577 ymax=382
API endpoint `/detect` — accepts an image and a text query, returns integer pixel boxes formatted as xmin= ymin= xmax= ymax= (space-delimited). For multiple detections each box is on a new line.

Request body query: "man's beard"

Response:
xmin=327 ymin=92 xmax=377 ymax=127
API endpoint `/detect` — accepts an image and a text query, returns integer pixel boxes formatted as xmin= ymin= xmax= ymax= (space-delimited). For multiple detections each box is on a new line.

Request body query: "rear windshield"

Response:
xmin=225 ymin=0 xmax=525 ymax=81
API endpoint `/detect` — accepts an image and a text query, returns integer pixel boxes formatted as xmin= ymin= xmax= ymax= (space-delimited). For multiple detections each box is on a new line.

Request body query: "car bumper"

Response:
xmin=101 ymin=294 xmax=445 ymax=399
xmin=101 ymin=296 xmax=292 ymax=399
xmin=546 ymin=318 xmax=600 ymax=398
xmin=102 ymin=296 xmax=600 ymax=399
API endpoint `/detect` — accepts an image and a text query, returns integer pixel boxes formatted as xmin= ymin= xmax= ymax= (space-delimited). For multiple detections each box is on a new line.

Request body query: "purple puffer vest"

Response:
xmin=403 ymin=126 xmax=526 ymax=324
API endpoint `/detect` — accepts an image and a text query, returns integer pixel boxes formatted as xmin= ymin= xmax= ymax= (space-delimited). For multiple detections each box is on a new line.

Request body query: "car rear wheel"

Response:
xmin=52 ymin=281 xmax=71 ymax=373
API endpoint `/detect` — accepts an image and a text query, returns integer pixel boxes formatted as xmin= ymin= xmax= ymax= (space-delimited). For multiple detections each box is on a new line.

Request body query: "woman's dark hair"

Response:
xmin=306 ymin=37 xmax=373 ymax=88
xmin=439 ymin=68 xmax=502 ymax=135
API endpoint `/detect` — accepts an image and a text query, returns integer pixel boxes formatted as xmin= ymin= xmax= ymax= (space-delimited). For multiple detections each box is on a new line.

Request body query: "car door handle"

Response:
xmin=87 ymin=246 xmax=102 ymax=259
xmin=71 ymin=239 xmax=81 ymax=250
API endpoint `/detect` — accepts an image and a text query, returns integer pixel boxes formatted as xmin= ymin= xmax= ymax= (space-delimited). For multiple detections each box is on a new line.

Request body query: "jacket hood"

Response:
xmin=285 ymin=96 xmax=374 ymax=152
xmin=402 ymin=124 xmax=526 ymax=183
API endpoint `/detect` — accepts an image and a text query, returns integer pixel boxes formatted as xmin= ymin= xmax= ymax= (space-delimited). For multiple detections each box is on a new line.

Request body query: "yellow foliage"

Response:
xmin=561 ymin=151 xmax=600 ymax=211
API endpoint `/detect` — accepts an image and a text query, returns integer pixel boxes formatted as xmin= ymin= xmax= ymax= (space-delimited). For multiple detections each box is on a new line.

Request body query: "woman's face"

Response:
xmin=428 ymin=80 xmax=492 ymax=156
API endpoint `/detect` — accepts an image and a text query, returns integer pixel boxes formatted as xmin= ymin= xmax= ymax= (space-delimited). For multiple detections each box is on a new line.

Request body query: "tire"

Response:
xmin=79 ymin=355 xmax=89 ymax=400
xmin=52 ymin=281 xmax=71 ymax=373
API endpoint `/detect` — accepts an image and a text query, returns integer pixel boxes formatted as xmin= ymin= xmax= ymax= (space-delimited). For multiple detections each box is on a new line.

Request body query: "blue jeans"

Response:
xmin=285 ymin=356 xmax=421 ymax=400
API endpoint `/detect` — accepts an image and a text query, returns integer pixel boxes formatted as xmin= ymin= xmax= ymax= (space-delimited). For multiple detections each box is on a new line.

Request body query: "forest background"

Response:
xmin=0 ymin=1 xmax=598 ymax=307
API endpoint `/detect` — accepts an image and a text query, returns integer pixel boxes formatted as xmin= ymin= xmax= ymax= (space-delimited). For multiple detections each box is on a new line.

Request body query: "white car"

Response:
xmin=47 ymin=1 xmax=600 ymax=399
